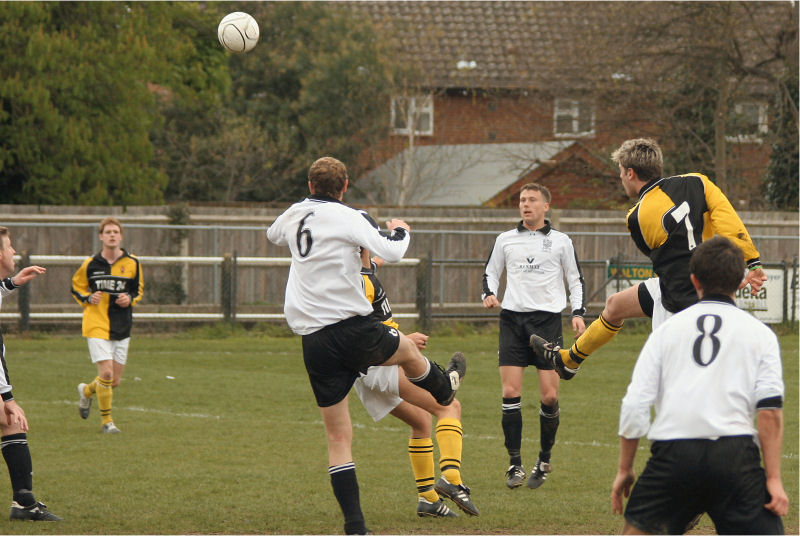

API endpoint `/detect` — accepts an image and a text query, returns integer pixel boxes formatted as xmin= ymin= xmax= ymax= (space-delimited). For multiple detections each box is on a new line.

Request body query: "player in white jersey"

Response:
xmin=267 ymin=157 xmax=465 ymax=535
xmin=0 ymin=227 xmax=61 ymax=521
xmin=612 ymin=236 xmax=787 ymax=534
xmin=481 ymin=183 xmax=586 ymax=490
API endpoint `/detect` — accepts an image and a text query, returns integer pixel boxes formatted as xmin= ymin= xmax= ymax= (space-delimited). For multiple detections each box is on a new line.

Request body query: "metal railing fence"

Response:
xmin=2 ymin=252 xmax=797 ymax=331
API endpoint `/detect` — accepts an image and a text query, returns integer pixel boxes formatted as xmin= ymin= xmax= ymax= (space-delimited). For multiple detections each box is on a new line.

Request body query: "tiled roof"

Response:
xmin=346 ymin=1 xmax=608 ymax=89
xmin=342 ymin=1 xmax=791 ymax=91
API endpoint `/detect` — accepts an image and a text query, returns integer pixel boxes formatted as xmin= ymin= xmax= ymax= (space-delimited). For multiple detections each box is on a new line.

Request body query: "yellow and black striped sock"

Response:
xmin=84 ymin=379 xmax=97 ymax=397
xmin=564 ymin=314 xmax=624 ymax=368
xmin=408 ymin=438 xmax=439 ymax=503
xmin=95 ymin=377 xmax=114 ymax=425
xmin=436 ymin=418 xmax=463 ymax=486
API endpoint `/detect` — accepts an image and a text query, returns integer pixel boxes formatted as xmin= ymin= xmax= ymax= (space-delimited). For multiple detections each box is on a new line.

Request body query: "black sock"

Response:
xmin=329 ymin=463 xmax=366 ymax=535
xmin=539 ymin=401 xmax=560 ymax=463
xmin=1 ymin=434 xmax=35 ymax=506
xmin=408 ymin=359 xmax=452 ymax=405
xmin=502 ymin=397 xmax=523 ymax=466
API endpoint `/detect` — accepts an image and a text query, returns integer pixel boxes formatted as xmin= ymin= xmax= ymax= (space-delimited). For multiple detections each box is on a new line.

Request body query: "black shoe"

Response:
xmin=526 ymin=459 xmax=551 ymax=489
xmin=529 ymin=334 xmax=577 ymax=380
xmin=9 ymin=501 xmax=62 ymax=521
xmin=435 ymin=476 xmax=480 ymax=516
xmin=433 ymin=352 xmax=467 ymax=406
xmin=416 ymin=497 xmax=458 ymax=518
xmin=505 ymin=464 xmax=526 ymax=489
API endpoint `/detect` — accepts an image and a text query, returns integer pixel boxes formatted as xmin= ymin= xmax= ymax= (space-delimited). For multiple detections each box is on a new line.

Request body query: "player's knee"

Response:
xmin=603 ymin=294 xmax=626 ymax=325
xmin=541 ymin=393 xmax=558 ymax=407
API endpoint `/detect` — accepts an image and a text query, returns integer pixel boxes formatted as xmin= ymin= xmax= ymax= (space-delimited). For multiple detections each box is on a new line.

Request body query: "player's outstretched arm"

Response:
xmin=12 ymin=265 xmax=46 ymax=286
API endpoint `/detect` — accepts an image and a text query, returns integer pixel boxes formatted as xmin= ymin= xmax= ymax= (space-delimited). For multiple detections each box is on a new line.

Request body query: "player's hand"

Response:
xmin=3 ymin=400 xmax=28 ymax=432
xmin=406 ymin=332 xmax=429 ymax=349
xmin=89 ymin=291 xmax=103 ymax=305
xmin=483 ymin=295 xmax=500 ymax=309
xmin=12 ymin=265 xmax=46 ymax=286
xmin=764 ymin=477 xmax=789 ymax=516
xmin=741 ymin=267 xmax=767 ymax=295
xmin=572 ymin=316 xmax=586 ymax=336
xmin=115 ymin=293 xmax=132 ymax=307
xmin=611 ymin=469 xmax=635 ymax=515
xmin=385 ymin=219 xmax=410 ymax=232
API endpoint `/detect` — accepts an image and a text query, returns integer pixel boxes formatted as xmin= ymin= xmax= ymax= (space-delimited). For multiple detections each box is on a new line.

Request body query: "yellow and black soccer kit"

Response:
xmin=626 ymin=172 xmax=760 ymax=314
xmin=72 ymin=250 xmax=143 ymax=429
xmin=359 ymin=262 xmax=467 ymax=507
xmin=563 ymin=173 xmax=761 ymax=371
xmin=71 ymin=250 xmax=144 ymax=340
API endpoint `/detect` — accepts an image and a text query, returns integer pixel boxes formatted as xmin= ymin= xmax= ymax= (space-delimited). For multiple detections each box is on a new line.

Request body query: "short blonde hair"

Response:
xmin=611 ymin=138 xmax=663 ymax=182
xmin=98 ymin=217 xmax=123 ymax=234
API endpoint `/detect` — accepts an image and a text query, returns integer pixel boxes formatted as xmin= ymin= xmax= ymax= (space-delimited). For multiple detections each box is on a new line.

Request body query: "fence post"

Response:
xmin=221 ymin=254 xmax=233 ymax=323
xmin=232 ymin=251 xmax=238 ymax=325
xmin=18 ymin=251 xmax=30 ymax=332
xmin=792 ymin=256 xmax=798 ymax=324
xmin=416 ymin=255 xmax=432 ymax=333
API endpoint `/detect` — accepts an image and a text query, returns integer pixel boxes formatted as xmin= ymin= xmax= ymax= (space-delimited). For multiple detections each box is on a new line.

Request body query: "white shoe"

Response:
xmin=77 ymin=383 xmax=92 ymax=419
xmin=102 ymin=422 xmax=121 ymax=434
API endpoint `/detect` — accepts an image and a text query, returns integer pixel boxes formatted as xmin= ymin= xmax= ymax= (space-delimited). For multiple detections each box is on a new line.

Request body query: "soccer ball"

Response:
xmin=217 ymin=12 xmax=259 ymax=54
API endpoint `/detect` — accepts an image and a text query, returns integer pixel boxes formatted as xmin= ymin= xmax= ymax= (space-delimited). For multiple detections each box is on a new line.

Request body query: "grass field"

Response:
xmin=0 ymin=324 xmax=796 ymax=535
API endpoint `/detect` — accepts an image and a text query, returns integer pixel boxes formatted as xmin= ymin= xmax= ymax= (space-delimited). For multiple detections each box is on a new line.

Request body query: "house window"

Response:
xmin=727 ymin=102 xmax=768 ymax=143
xmin=553 ymin=99 xmax=595 ymax=137
xmin=391 ymin=95 xmax=433 ymax=136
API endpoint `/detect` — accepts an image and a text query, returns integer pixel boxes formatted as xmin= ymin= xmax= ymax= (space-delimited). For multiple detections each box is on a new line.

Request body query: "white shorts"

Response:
xmin=87 ymin=337 xmax=130 ymax=365
xmin=352 ymin=365 xmax=402 ymax=422
xmin=641 ymin=278 xmax=673 ymax=331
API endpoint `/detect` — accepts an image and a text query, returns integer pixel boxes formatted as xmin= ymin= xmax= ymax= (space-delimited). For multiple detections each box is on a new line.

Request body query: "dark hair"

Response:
xmin=309 ymin=157 xmax=348 ymax=197
xmin=519 ymin=182 xmax=551 ymax=203
xmin=0 ymin=226 xmax=8 ymax=250
xmin=689 ymin=236 xmax=745 ymax=296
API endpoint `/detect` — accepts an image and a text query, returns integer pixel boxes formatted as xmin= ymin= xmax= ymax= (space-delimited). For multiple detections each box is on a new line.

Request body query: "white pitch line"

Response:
xmin=49 ymin=399 xmax=220 ymax=419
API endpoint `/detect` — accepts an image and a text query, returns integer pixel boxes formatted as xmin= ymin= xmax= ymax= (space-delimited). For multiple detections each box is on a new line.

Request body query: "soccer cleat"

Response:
xmin=102 ymin=422 xmax=121 ymax=434
xmin=416 ymin=497 xmax=458 ymax=518
xmin=77 ymin=383 xmax=92 ymax=419
xmin=529 ymin=334 xmax=578 ymax=380
xmin=505 ymin=464 xmax=526 ymax=489
xmin=446 ymin=351 xmax=466 ymax=390
xmin=437 ymin=352 xmax=467 ymax=405
xmin=526 ymin=459 xmax=551 ymax=489
xmin=434 ymin=476 xmax=480 ymax=516
xmin=9 ymin=501 xmax=62 ymax=521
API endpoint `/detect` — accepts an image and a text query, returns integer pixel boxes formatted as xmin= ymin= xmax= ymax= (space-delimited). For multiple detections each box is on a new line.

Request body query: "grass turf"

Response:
xmin=0 ymin=326 xmax=796 ymax=534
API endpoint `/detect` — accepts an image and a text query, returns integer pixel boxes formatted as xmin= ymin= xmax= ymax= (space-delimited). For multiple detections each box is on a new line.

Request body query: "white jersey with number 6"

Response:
xmin=267 ymin=195 xmax=410 ymax=335
xmin=619 ymin=297 xmax=784 ymax=441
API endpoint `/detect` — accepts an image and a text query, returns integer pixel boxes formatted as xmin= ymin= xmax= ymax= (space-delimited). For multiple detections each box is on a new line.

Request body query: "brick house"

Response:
xmin=344 ymin=1 xmax=792 ymax=209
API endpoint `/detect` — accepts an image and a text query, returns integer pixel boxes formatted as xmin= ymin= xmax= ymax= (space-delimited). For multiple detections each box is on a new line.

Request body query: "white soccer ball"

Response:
xmin=217 ymin=12 xmax=259 ymax=54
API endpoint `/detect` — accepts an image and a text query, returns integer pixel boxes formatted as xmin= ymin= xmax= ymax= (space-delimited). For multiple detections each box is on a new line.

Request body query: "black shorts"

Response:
xmin=625 ymin=436 xmax=784 ymax=535
xmin=302 ymin=315 xmax=401 ymax=408
xmin=498 ymin=309 xmax=563 ymax=369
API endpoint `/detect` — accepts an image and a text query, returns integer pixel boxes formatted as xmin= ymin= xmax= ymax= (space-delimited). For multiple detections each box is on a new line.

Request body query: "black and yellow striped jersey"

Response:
xmin=626 ymin=173 xmax=760 ymax=313
xmin=71 ymin=249 xmax=144 ymax=340
xmin=361 ymin=262 xmax=399 ymax=330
